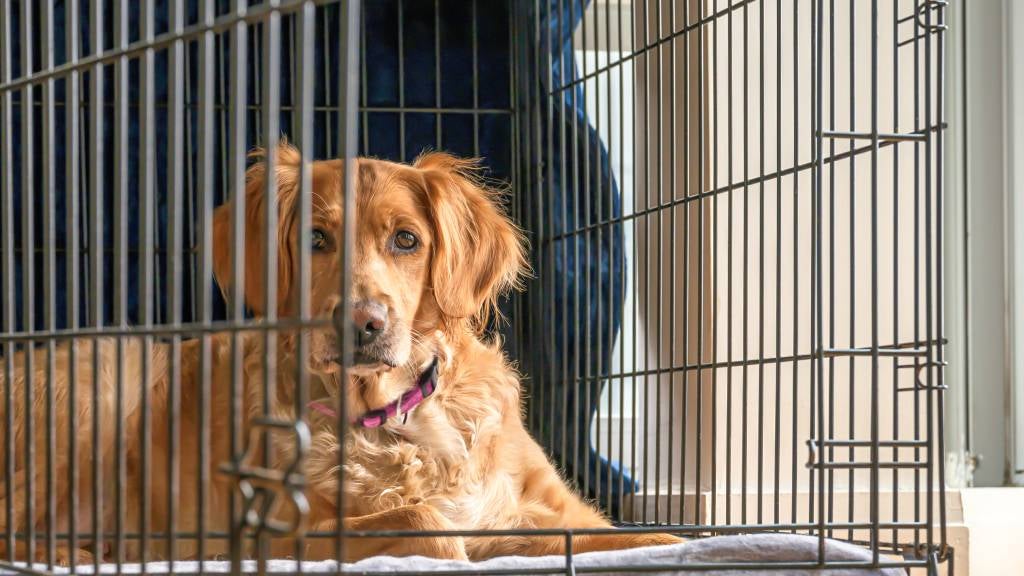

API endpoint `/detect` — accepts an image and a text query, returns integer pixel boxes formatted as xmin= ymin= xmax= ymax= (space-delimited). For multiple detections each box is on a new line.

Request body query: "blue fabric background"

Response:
xmin=533 ymin=0 xmax=635 ymax=516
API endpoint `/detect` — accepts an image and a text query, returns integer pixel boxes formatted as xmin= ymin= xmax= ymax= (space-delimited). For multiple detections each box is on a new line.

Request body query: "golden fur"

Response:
xmin=0 ymin=145 xmax=680 ymax=564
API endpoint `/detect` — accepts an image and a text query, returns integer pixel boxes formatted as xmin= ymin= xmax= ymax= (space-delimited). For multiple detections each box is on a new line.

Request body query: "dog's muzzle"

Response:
xmin=332 ymin=300 xmax=394 ymax=367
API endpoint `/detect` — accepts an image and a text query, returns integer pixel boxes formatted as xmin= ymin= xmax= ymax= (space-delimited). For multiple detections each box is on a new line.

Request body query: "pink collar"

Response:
xmin=308 ymin=357 xmax=439 ymax=429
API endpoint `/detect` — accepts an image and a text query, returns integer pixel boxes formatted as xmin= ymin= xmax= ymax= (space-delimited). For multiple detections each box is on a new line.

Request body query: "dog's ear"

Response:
xmin=415 ymin=152 xmax=529 ymax=325
xmin=212 ymin=143 xmax=300 ymax=316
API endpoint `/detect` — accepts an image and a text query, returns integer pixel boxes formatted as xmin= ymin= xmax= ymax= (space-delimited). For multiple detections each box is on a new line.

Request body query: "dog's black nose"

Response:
xmin=347 ymin=300 xmax=387 ymax=346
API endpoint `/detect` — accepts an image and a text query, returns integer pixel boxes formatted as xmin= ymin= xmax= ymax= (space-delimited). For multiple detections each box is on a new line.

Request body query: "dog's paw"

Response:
xmin=398 ymin=504 xmax=468 ymax=561
xmin=50 ymin=546 xmax=96 ymax=567
xmin=634 ymin=532 xmax=685 ymax=547
xmin=421 ymin=535 xmax=469 ymax=562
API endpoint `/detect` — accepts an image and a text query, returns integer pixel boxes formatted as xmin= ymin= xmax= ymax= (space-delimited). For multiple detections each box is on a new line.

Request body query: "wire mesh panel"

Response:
xmin=0 ymin=0 xmax=517 ymax=573
xmin=0 ymin=0 xmax=951 ymax=574
xmin=515 ymin=0 xmax=950 ymax=571
xmin=0 ymin=0 xmax=362 ymax=571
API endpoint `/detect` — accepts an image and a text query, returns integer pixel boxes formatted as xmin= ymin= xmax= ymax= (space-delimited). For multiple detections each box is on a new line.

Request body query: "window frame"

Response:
xmin=943 ymin=0 xmax=1023 ymax=488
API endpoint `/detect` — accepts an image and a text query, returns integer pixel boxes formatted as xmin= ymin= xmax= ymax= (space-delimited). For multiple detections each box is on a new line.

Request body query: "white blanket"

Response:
xmin=3 ymin=534 xmax=905 ymax=575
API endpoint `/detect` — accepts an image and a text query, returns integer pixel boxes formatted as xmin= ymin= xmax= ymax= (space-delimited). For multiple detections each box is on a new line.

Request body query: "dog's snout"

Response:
xmin=348 ymin=300 xmax=388 ymax=346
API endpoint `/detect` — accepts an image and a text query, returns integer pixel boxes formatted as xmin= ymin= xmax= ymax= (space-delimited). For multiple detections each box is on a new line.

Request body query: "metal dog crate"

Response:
xmin=0 ymin=0 xmax=950 ymax=574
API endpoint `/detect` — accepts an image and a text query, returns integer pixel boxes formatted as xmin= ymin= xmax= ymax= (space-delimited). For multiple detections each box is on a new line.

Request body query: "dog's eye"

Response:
xmin=311 ymin=229 xmax=329 ymax=251
xmin=393 ymin=230 xmax=419 ymax=252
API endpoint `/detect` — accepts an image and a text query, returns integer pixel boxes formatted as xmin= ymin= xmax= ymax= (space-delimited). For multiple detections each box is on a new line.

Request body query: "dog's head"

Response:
xmin=212 ymin=144 xmax=527 ymax=375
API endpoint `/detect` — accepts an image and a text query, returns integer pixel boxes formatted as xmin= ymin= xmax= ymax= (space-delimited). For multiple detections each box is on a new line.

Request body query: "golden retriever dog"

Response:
xmin=0 ymin=144 xmax=680 ymax=565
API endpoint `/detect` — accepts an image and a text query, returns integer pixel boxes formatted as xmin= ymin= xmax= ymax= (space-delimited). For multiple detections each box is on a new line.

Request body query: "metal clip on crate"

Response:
xmin=220 ymin=417 xmax=311 ymax=537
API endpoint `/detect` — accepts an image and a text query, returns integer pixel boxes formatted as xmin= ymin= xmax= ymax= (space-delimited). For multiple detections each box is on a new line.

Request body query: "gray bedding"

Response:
xmin=335 ymin=534 xmax=906 ymax=575
xmin=2 ymin=534 xmax=906 ymax=575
